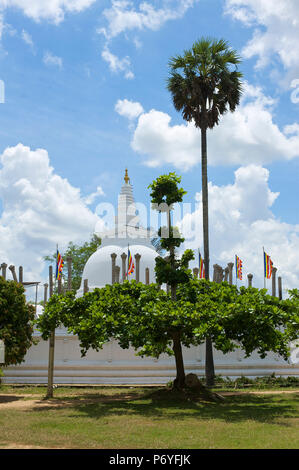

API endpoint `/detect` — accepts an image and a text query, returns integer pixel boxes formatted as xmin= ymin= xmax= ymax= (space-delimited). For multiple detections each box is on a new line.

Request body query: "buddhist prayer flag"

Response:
xmin=127 ymin=247 xmax=135 ymax=276
xmin=264 ymin=250 xmax=273 ymax=279
xmin=198 ymin=250 xmax=205 ymax=279
xmin=235 ymin=255 xmax=243 ymax=281
xmin=56 ymin=249 xmax=64 ymax=281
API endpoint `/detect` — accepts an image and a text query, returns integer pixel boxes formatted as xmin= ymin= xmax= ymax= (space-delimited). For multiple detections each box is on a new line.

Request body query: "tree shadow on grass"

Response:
xmin=29 ymin=388 xmax=299 ymax=425
xmin=0 ymin=395 xmax=24 ymax=404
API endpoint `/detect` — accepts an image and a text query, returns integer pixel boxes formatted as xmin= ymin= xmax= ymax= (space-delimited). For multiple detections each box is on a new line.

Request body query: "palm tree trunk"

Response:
xmin=201 ymin=124 xmax=215 ymax=387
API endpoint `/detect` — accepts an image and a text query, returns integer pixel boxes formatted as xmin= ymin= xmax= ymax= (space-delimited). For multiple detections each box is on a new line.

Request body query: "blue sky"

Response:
xmin=0 ymin=0 xmax=298 ymax=295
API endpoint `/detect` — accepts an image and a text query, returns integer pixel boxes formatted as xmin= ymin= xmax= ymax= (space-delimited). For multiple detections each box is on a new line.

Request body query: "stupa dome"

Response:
xmin=77 ymin=244 xmax=158 ymax=295
xmin=77 ymin=170 xmax=159 ymax=296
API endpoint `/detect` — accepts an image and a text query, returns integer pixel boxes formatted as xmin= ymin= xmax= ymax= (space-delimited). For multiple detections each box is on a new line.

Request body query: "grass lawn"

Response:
xmin=0 ymin=385 xmax=298 ymax=449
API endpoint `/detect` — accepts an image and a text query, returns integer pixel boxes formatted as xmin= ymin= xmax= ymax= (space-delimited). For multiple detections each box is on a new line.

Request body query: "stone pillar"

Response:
xmin=145 ymin=267 xmax=150 ymax=285
xmin=134 ymin=253 xmax=141 ymax=282
xmin=224 ymin=267 xmax=229 ymax=282
xmin=58 ymin=277 xmax=62 ymax=295
xmin=83 ymin=279 xmax=89 ymax=294
xmin=44 ymin=283 xmax=48 ymax=305
xmin=121 ymin=253 xmax=127 ymax=282
xmin=66 ymin=256 xmax=72 ymax=292
xmin=227 ymin=262 xmax=234 ymax=285
xmin=1 ymin=263 xmax=7 ymax=279
xmin=272 ymin=267 xmax=277 ymax=297
xmin=115 ymin=266 xmax=120 ymax=284
xmin=278 ymin=276 xmax=282 ymax=300
xmin=49 ymin=266 xmax=53 ymax=297
xmin=218 ymin=266 xmax=224 ymax=283
xmin=19 ymin=266 xmax=23 ymax=284
xmin=213 ymin=264 xmax=218 ymax=282
xmin=9 ymin=265 xmax=18 ymax=282
xmin=111 ymin=253 xmax=117 ymax=285
xmin=193 ymin=268 xmax=199 ymax=278
xmin=247 ymin=273 xmax=253 ymax=287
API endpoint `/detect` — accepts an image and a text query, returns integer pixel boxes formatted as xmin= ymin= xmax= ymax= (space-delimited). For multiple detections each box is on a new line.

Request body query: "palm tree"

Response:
xmin=167 ymin=38 xmax=243 ymax=386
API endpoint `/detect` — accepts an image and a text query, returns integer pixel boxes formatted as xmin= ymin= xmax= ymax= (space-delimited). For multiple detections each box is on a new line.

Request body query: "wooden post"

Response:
xmin=67 ymin=256 xmax=72 ymax=292
xmin=272 ymin=267 xmax=277 ymax=297
xmin=278 ymin=276 xmax=282 ymax=300
xmin=247 ymin=273 xmax=253 ymax=287
xmin=83 ymin=279 xmax=89 ymax=294
xmin=134 ymin=254 xmax=141 ymax=282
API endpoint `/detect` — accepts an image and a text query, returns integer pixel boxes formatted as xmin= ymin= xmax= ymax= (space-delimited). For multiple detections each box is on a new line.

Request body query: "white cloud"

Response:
xmin=101 ymin=45 xmax=134 ymax=79
xmin=0 ymin=0 xmax=96 ymax=24
xmin=0 ymin=143 xmax=104 ymax=283
xmin=115 ymin=98 xmax=144 ymax=120
xmin=130 ymin=83 xmax=299 ymax=170
xmin=21 ymin=29 xmax=34 ymax=50
xmin=225 ymin=0 xmax=299 ymax=85
xmin=178 ymin=164 xmax=299 ymax=291
xmin=99 ymin=0 xmax=198 ymax=39
xmin=99 ymin=1 xmax=198 ymax=79
xmin=83 ymin=186 xmax=105 ymax=205
xmin=43 ymin=51 xmax=63 ymax=68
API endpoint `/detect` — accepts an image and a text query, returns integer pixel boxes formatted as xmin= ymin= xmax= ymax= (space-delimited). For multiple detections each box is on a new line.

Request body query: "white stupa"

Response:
xmin=76 ymin=169 xmax=158 ymax=295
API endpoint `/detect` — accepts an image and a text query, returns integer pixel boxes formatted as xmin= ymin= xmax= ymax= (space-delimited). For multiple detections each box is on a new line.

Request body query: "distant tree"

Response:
xmin=167 ymin=38 xmax=243 ymax=385
xmin=44 ymin=234 xmax=101 ymax=291
xmin=0 ymin=277 xmax=36 ymax=365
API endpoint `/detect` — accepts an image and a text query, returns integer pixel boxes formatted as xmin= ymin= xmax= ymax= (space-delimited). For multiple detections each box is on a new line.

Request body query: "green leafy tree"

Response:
xmin=36 ymin=281 xmax=299 ymax=395
xmin=44 ymin=234 xmax=101 ymax=291
xmin=148 ymin=173 xmax=195 ymax=388
xmin=167 ymin=38 xmax=243 ymax=385
xmin=0 ymin=277 xmax=36 ymax=365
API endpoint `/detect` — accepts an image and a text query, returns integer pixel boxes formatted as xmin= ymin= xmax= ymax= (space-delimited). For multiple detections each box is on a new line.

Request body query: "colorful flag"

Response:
xmin=264 ymin=251 xmax=273 ymax=279
xmin=235 ymin=255 xmax=243 ymax=281
xmin=56 ymin=249 xmax=64 ymax=281
xmin=127 ymin=248 xmax=135 ymax=276
xmin=198 ymin=250 xmax=205 ymax=279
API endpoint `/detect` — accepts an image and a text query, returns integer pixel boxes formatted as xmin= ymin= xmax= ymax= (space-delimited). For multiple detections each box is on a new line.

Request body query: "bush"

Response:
xmin=211 ymin=373 xmax=299 ymax=389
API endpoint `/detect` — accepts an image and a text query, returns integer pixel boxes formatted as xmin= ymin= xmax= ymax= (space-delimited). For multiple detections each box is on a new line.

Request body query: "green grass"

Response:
xmin=0 ymin=386 xmax=298 ymax=449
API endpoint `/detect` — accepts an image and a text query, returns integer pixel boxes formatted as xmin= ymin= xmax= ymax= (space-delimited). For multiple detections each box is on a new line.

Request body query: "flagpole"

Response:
xmin=263 ymin=246 xmax=266 ymax=290
xmin=55 ymin=244 xmax=58 ymax=291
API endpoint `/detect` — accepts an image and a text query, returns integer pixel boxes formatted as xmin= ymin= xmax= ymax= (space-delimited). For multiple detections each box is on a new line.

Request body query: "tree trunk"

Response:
xmin=201 ymin=124 xmax=215 ymax=387
xmin=172 ymin=331 xmax=185 ymax=389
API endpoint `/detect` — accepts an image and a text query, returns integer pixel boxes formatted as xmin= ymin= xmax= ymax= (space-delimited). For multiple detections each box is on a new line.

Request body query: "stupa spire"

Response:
xmin=124 ymin=168 xmax=130 ymax=185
